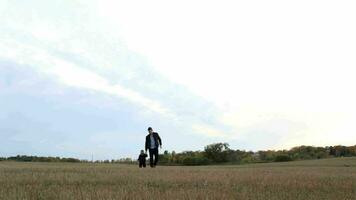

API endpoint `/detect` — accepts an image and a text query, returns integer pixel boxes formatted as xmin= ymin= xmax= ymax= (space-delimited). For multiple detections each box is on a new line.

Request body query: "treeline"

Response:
xmin=0 ymin=155 xmax=155 ymax=164
xmin=1 ymin=144 xmax=355 ymax=165
xmin=0 ymin=155 xmax=81 ymax=163
xmin=155 ymin=143 xmax=356 ymax=165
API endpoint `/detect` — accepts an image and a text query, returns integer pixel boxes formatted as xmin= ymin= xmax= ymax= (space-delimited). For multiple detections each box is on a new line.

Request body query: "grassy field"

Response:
xmin=0 ymin=157 xmax=355 ymax=200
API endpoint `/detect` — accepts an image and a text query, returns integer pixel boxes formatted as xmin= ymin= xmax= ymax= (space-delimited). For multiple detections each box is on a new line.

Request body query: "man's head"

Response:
xmin=148 ymin=127 xmax=153 ymax=134
xmin=140 ymin=150 xmax=144 ymax=154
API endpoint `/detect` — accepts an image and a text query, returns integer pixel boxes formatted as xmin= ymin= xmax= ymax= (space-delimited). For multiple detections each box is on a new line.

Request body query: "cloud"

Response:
xmin=0 ymin=0 xmax=223 ymax=129
xmin=192 ymin=124 xmax=229 ymax=138
xmin=0 ymin=1 xmax=233 ymax=159
xmin=1 ymin=0 xmax=355 ymax=159
xmin=0 ymin=63 xmax=224 ymax=158
xmin=0 ymin=63 xmax=158 ymax=159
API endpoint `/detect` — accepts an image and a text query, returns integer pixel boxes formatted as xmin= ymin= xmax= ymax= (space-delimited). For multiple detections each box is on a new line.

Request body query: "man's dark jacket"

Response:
xmin=145 ymin=132 xmax=162 ymax=151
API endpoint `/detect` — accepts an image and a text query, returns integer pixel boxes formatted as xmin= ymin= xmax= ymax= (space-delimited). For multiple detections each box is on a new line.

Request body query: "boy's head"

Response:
xmin=140 ymin=150 xmax=144 ymax=154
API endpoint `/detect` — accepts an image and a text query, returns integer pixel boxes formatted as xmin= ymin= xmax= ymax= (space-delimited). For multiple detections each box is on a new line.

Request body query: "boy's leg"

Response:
xmin=139 ymin=163 xmax=142 ymax=168
xmin=154 ymin=148 xmax=159 ymax=166
xmin=149 ymin=149 xmax=154 ymax=167
xmin=143 ymin=162 xmax=146 ymax=168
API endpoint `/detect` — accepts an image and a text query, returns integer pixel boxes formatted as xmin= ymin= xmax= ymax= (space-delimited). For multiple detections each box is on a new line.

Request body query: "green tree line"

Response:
xmin=156 ymin=143 xmax=356 ymax=165
xmin=1 ymin=144 xmax=355 ymax=165
xmin=0 ymin=155 xmax=81 ymax=163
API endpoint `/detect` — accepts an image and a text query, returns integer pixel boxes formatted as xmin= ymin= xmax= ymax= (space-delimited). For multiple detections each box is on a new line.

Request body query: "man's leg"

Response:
xmin=154 ymin=148 xmax=159 ymax=166
xmin=149 ymin=149 xmax=154 ymax=167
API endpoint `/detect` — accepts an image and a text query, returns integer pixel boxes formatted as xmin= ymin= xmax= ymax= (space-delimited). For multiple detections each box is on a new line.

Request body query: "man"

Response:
xmin=145 ymin=127 xmax=162 ymax=168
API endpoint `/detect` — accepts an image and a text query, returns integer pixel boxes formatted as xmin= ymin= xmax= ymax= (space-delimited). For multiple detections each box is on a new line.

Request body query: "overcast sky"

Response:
xmin=1 ymin=0 xmax=355 ymax=160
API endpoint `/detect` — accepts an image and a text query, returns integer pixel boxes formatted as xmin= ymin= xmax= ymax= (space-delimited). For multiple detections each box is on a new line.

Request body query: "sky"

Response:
xmin=1 ymin=0 xmax=355 ymax=160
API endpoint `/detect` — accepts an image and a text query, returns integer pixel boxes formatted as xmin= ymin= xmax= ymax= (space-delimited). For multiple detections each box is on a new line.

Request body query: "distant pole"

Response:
xmin=92 ymin=154 xmax=94 ymax=163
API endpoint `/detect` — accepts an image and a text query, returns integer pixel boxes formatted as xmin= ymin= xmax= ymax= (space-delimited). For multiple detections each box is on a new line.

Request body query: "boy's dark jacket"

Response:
xmin=138 ymin=153 xmax=147 ymax=163
xmin=145 ymin=132 xmax=162 ymax=151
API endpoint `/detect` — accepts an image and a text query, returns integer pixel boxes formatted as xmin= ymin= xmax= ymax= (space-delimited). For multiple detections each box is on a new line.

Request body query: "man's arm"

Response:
xmin=157 ymin=133 xmax=162 ymax=146
xmin=145 ymin=136 xmax=148 ymax=151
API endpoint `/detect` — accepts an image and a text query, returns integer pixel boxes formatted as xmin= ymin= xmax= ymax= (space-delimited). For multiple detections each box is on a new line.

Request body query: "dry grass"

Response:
xmin=0 ymin=157 xmax=355 ymax=200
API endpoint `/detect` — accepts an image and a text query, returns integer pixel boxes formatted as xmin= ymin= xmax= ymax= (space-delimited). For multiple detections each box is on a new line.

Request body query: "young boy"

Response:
xmin=137 ymin=150 xmax=148 ymax=168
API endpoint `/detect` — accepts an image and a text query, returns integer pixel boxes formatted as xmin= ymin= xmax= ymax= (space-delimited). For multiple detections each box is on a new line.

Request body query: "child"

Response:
xmin=137 ymin=150 xmax=148 ymax=168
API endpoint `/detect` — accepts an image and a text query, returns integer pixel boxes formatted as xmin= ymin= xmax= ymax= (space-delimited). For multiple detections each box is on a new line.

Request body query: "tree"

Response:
xmin=204 ymin=143 xmax=230 ymax=163
xmin=158 ymin=150 xmax=171 ymax=164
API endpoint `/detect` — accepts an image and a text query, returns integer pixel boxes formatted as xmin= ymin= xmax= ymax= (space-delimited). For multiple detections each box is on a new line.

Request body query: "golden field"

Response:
xmin=0 ymin=157 xmax=355 ymax=200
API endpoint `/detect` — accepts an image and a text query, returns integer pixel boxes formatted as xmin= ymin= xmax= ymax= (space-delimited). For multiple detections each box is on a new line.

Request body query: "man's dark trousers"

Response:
xmin=149 ymin=148 xmax=159 ymax=167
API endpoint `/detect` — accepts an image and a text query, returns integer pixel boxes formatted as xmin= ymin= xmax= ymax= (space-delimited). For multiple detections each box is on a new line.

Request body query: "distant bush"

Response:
xmin=274 ymin=155 xmax=293 ymax=162
xmin=182 ymin=156 xmax=211 ymax=165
